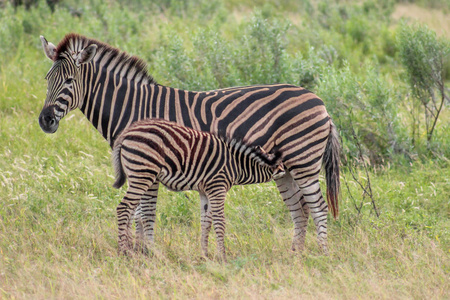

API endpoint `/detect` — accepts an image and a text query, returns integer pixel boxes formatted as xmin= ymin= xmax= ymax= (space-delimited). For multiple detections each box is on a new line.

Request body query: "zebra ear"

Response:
xmin=40 ymin=35 xmax=57 ymax=61
xmin=76 ymin=44 xmax=97 ymax=66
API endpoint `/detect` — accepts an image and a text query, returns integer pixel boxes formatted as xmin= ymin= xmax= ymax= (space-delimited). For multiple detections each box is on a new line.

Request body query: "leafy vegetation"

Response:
xmin=397 ymin=21 xmax=449 ymax=145
xmin=0 ymin=0 xmax=449 ymax=298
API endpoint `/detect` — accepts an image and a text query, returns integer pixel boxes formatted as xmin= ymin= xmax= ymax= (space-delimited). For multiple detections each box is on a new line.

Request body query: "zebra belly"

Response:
xmin=158 ymin=169 xmax=204 ymax=192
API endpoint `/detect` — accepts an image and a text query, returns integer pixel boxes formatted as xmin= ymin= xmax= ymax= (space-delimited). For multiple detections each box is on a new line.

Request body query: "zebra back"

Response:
xmin=112 ymin=119 xmax=283 ymax=189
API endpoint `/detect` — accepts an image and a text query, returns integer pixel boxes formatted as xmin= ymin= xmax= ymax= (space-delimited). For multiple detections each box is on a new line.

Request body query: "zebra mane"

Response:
xmin=55 ymin=33 xmax=157 ymax=85
xmin=226 ymin=138 xmax=282 ymax=169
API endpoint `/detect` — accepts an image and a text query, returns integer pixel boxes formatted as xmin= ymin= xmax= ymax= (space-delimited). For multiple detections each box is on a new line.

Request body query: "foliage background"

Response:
xmin=0 ymin=0 xmax=449 ymax=298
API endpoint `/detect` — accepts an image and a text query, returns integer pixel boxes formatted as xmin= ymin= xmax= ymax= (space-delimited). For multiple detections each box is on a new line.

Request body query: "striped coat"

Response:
xmin=112 ymin=119 xmax=284 ymax=260
xmin=39 ymin=33 xmax=340 ymax=256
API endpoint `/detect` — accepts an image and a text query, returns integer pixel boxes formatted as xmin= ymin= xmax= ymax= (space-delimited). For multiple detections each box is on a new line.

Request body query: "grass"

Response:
xmin=0 ymin=0 xmax=449 ymax=298
xmin=1 ymin=108 xmax=449 ymax=298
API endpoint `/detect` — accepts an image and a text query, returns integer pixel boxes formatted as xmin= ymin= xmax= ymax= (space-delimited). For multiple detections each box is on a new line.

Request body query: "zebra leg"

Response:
xmin=134 ymin=204 xmax=144 ymax=251
xmin=117 ymin=180 xmax=153 ymax=256
xmin=135 ymin=182 xmax=159 ymax=254
xmin=117 ymin=194 xmax=141 ymax=256
xmin=199 ymin=191 xmax=212 ymax=258
xmin=205 ymin=186 xmax=228 ymax=262
xmin=297 ymin=179 xmax=329 ymax=255
xmin=275 ymin=171 xmax=310 ymax=252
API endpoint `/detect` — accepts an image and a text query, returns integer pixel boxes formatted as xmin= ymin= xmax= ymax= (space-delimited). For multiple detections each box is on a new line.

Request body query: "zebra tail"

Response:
xmin=323 ymin=120 xmax=340 ymax=219
xmin=112 ymin=138 xmax=127 ymax=189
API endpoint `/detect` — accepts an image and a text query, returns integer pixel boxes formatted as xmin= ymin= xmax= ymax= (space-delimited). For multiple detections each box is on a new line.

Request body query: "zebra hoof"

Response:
xmin=118 ymin=247 xmax=134 ymax=257
xmin=291 ymin=242 xmax=305 ymax=253
xmin=134 ymin=243 xmax=152 ymax=256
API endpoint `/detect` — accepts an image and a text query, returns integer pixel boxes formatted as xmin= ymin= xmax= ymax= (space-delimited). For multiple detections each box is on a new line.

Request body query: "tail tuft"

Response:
xmin=323 ymin=121 xmax=340 ymax=219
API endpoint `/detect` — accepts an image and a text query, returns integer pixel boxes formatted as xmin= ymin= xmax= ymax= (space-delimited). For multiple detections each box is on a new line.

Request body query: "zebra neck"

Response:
xmin=231 ymin=146 xmax=273 ymax=185
xmin=79 ymin=65 xmax=163 ymax=147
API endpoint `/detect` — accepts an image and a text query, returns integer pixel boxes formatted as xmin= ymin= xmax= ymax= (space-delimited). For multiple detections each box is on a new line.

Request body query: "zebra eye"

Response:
xmin=65 ymin=77 xmax=74 ymax=84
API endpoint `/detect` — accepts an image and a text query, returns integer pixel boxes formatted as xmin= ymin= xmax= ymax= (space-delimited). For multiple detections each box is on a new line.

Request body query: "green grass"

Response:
xmin=1 ymin=100 xmax=449 ymax=298
xmin=1 ymin=0 xmax=449 ymax=298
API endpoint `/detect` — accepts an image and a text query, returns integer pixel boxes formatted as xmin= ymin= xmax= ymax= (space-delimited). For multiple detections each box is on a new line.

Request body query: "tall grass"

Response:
xmin=0 ymin=0 xmax=449 ymax=298
xmin=1 ymin=117 xmax=449 ymax=297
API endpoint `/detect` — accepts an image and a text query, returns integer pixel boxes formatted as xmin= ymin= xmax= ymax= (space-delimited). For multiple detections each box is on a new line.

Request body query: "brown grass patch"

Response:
xmin=392 ymin=3 xmax=450 ymax=38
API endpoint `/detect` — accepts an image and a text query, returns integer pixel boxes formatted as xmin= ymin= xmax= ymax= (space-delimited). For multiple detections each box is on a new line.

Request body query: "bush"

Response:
xmin=0 ymin=4 xmax=25 ymax=60
xmin=397 ymin=21 xmax=449 ymax=146
xmin=315 ymin=62 xmax=405 ymax=163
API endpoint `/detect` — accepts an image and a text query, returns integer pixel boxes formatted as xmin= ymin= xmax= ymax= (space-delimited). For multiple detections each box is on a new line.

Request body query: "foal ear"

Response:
xmin=40 ymin=35 xmax=57 ymax=61
xmin=76 ymin=44 xmax=97 ymax=66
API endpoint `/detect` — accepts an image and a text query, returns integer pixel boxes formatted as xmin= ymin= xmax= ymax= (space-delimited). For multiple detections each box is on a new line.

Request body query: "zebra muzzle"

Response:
xmin=39 ymin=107 xmax=59 ymax=134
xmin=272 ymin=164 xmax=286 ymax=180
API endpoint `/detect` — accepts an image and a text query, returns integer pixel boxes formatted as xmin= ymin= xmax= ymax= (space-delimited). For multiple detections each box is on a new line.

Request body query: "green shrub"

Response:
xmin=316 ymin=62 xmax=407 ymax=163
xmin=397 ymin=21 xmax=449 ymax=148
xmin=0 ymin=3 xmax=24 ymax=60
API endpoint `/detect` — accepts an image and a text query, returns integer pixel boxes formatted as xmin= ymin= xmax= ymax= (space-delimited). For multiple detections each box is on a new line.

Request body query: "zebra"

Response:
xmin=39 ymin=33 xmax=340 ymax=255
xmin=112 ymin=118 xmax=284 ymax=260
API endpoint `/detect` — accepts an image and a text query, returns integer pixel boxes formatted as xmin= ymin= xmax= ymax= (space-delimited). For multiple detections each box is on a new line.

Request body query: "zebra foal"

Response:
xmin=112 ymin=119 xmax=283 ymax=261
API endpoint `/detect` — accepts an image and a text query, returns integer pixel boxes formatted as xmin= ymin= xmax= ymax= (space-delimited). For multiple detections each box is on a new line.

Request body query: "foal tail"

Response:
xmin=112 ymin=136 xmax=127 ymax=189
xmin=323 ymin=120 xmax=340 ymax=219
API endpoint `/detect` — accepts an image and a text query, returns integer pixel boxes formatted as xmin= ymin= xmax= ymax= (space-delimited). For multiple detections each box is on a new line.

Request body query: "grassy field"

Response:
xmin=1 ymin=0 xmax=449 ymax=298
xmin=1 ymin=117 xmax=448 ymax=298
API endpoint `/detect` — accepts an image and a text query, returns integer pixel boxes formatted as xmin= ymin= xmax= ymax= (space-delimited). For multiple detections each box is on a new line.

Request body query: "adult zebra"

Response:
xmin=38 ymin=33 xmax=340 ymax=255
xmin=113 ymin=118 xmax=285 ymax=261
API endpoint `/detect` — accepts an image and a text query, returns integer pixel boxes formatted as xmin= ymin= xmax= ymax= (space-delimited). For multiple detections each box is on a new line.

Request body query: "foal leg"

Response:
xmin=205 ymin=184 xmax=228 ymax=262
xmin=199 ymin=191 xmax=212 ymax=258
xmin=117 ymin=180 xmax=153 ymax=256
xmin=134 ymin=204 xmax=144 ymax=250
xmin=135 ymin=182 xmax=159 ymax=253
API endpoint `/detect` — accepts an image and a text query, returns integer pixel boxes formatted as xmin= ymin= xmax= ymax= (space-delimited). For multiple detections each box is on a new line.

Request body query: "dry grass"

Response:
xmin=1 ymin=121 xmax=449 ymax=298
xmin=392 ymin=3 xmax=450 ymax=38
xmin=1 ymin=215 xmax=449 ymax=299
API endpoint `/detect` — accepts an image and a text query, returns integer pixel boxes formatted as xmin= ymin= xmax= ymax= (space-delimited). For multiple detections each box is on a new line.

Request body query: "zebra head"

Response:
xmin=38 ymin=35 xmax=97 ymax=133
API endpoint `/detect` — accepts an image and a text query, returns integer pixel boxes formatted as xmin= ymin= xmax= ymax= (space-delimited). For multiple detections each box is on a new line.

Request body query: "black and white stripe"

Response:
xmin=112 ymin=119 xmax=283 ymax=260
xmin=39 ymin=33 xmax=340 ymax=255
